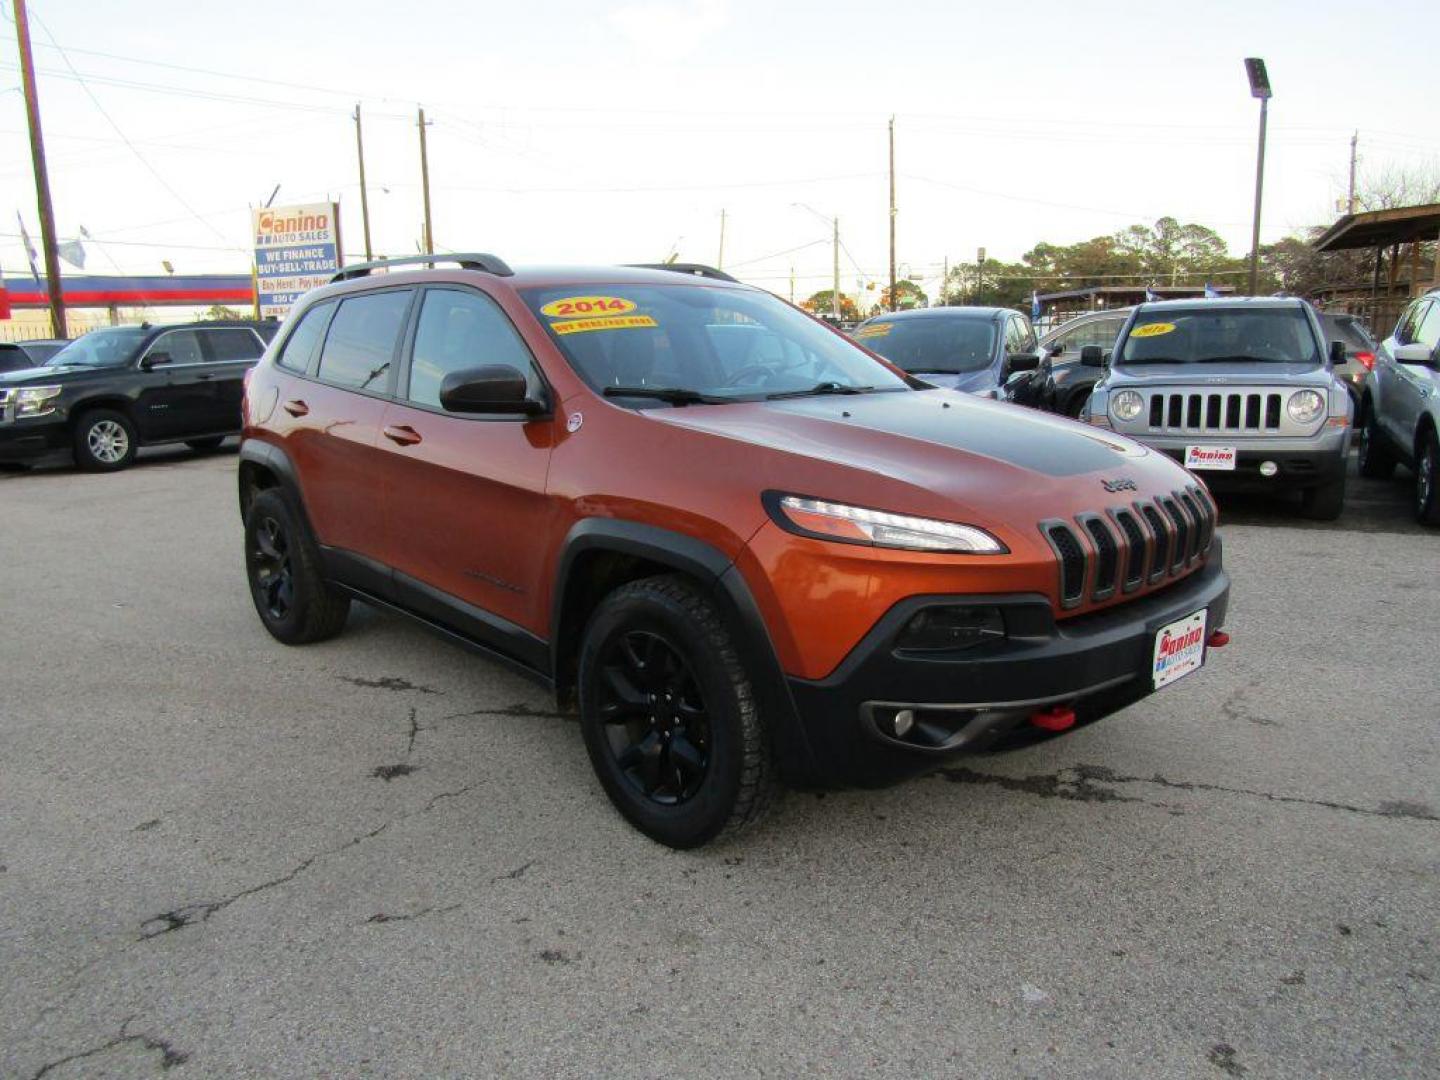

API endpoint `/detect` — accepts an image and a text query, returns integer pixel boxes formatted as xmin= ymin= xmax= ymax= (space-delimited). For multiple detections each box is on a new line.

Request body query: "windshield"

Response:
xmin=520 ymin=284 xmax=909 ymax=401
xmin=48 ymin=327 xmax=149 ymax=368
xmin=1119 ymin=307 xmax=1321 ymax=366
xmin=855 ymin=316 xmax=996 ymax=374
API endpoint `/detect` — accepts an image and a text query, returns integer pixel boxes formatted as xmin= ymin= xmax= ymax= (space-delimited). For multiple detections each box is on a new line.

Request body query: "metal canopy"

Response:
xmin=1312 ymin=203 xmax=1440 ymax=252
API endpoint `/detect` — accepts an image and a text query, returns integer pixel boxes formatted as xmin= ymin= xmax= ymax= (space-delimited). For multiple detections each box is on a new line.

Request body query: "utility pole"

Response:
xmin=789 ymin=265 xmax=795 ymax=304
xmin=717 ymin=208 xmax=726 ymax=270
xmin=13 ymin=0 xmax=65 ymax=338
xmin=832 ymin=216 xmax=841 ymax=321
xmin=1244 ymin=58 xmax=1272 ymax=297
xmin=941 ymin=255 xmax=948 ymax=305
xmin=1347 ymin=131 xmax=1358 ymax=215
xmin=417 ymin=106 xmax=434 ymax=255
xmin=354 ymin=104 xmax=373 ymax=261
xmin=888 ymin=115 xmax=897 ymax=312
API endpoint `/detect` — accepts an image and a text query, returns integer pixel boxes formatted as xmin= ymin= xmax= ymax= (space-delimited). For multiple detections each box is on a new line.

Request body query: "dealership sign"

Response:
xmin=252 ymin=202 xmax=341 ymax=319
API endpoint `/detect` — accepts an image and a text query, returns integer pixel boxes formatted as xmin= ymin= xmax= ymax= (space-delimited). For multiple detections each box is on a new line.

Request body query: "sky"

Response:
xmin=1 ymin=0 xmax=1437 ymax=304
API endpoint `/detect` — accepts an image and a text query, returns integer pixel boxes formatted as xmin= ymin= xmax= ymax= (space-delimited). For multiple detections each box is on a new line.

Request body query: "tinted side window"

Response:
xmin=407 ymin=288 xmax=539 ymax=409
xmin=1415 ymin=302 xmax=1440 ymax=352
xmin=1016 ymin=316 xmax=1037 ymax=351
xmin=1395 ymin=301 xmax=1425 ymax=345
xmin=203 ymin=329 xmax=264 ymax=362
xmin=147 ymin=330 xmax=205 ymax=366
xmin=1063 ymin=317 xmax=1123 ymax=351
xmin=317 ymin=291 xmax=412 ymax=392
xmin=276 ymin=302 xmax=334 ymax=373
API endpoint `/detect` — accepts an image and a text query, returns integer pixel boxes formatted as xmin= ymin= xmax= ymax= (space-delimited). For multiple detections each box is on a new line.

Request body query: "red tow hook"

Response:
xmin=1207 ymin=630 xmax=1231 ymax=649
xmin=1030 ymin=705 xmax=1076 ymax=732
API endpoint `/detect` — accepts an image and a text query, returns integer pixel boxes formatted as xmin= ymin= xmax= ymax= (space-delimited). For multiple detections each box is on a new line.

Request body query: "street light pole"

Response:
xmin=1244 ymin=58 xmax=1272 ymax=296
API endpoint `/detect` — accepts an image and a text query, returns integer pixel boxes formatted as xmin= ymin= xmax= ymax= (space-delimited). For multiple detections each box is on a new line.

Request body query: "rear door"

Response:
xmin=197 ymin=327 xmax=267 ymax=434
xmin=377 ymin=284 xmax=556 ymax=650
xmin=284 ymin=288 xmax=415 ymax=567
xmin=1393 ymin=301 xmax=1440 ymax=443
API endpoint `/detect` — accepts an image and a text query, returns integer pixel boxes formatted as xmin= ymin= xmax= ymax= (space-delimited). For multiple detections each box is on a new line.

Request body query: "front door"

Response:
xmin=376 ymin=285 xmax=557 ymax=650
xmin=133 ymin=329 xmax=210 ymax=439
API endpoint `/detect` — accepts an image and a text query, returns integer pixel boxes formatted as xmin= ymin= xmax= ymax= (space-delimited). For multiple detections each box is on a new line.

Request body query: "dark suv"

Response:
xmin=0 ymin=320 xmax=277 ymax=470
xmin=239 ymin=256 xmax=1230 ymax=847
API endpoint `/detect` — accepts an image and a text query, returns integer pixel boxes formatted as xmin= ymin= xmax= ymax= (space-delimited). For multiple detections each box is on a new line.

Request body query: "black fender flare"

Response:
xmin=237 ymin=438 xmax=306 ymax=523
xmin=550 ymin=518 xmax=818 ymax=781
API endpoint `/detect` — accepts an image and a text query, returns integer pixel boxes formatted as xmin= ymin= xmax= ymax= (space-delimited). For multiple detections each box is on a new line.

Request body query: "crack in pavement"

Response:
xmin=31 ymin=1017 xmax=187 ymax=1078
xmin=441 ymin=702 xmax=572 ymax=722
xmin=494 ymin=859 xmax=536 ymax=882
xmin=938 ymin=764 xmax=1438 ymax=823
xmin=139 ymin=782 xmax=483 ymax=941
xmin=366 ymin=904 xmax=461 ymax=925
xmin=405 ymin=706 xmax=421 ymax=757
xmin=338 ymin=675 xmax=440 ymax=694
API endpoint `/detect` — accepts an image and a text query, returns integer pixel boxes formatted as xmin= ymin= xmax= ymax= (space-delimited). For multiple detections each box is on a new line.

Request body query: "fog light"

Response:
xmin=893 ymin=709 xmax=916 ymax=738
xmin=1259 ymin=460 xmax=1278 ymax=477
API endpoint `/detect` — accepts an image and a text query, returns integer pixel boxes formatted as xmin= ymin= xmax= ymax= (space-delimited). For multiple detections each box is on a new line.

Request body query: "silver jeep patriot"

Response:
xmin=1085 ymin=298 xmax=1353 ymax=520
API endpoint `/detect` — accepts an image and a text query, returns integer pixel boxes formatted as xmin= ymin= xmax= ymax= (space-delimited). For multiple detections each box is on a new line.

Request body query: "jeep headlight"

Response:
xmin=1287 ymin=389 xmax=1324 ymax=424
xmin=1111 ymin=390 xmax=1144 ymax=422
xmin=15 ymin=385 xmax=62 ymax=418
xmin=769 ymin=494 xmax=1007 ymax=554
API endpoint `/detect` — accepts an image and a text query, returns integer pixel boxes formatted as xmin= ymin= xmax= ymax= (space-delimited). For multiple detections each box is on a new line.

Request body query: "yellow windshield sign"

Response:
xmin=540 ymin=296 xmax=637 ymax=319
xmin=1131 ymin=322 xmax=1176 ymax=338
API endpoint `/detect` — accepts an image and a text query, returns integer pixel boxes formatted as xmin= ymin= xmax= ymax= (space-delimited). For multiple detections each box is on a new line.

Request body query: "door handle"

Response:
xmin=282 ymin=399 xmax=309 ymax=417
xmin=382 ymin=424 xmax=422 ymax=446
xmin=197 ymin=373 xmax=215 ymax=381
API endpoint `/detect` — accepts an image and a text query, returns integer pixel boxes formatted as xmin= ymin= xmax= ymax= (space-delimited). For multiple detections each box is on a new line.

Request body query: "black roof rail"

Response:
xmin=626 ymin=262 xmax=739 ymax=284
xmin=331 ymin=253 xmax=514 ymax=283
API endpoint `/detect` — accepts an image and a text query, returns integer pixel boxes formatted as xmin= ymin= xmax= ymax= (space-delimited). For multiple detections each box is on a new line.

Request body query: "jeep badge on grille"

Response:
xmin=1102 ymin=478 xmax=1138 ymax=492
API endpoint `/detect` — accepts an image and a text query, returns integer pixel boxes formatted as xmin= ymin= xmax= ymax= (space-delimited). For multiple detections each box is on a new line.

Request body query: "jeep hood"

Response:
xmin=1108 ymin=360 xmax=1328 ymax=386
xmin=646 ymin=388 xmax=1190 ymax=521
xmin=915 ymin=369 xmax=998 ymax=395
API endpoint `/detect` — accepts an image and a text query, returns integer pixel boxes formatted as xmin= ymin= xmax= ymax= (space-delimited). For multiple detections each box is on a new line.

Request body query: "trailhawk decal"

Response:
xmin=1185 ymin=445 xmax=1237 ymax=470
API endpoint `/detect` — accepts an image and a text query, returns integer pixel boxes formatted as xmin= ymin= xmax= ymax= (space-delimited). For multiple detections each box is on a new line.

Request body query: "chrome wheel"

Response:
xmin=87 ymin=420 xmax=129 ymax=464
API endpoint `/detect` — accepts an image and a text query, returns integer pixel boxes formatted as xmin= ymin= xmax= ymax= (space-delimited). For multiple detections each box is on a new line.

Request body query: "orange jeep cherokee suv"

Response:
xmin=239 ymin=256 xmax=1230 ymax=847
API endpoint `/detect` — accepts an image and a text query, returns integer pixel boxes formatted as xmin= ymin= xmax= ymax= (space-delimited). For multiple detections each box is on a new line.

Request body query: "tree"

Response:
xmin=802 ymin=290 xmax=857 ymax=320
xmin=878 ymin=279 xmax=928 ymax=310
xmin=204 ymin=304 xmax=246 ymax=321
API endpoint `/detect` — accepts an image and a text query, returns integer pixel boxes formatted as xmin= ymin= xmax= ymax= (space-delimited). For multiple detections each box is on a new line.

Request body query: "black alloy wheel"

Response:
xmin=1357 ymin=405 xmax=1396 ymax=479
xmin=577 ymin=574 xmax=775 ymax=848
xmin=1417 ymin=432 xmax=1440 ymax=526
xmin=596 ymin=630 xmax=712 ymax=805
xmin=251 ymin=514 xmax=294 ymax=622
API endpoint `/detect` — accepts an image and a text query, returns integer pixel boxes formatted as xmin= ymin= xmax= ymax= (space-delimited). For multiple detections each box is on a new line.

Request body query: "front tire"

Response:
xmin=577 ymin=574 xmax=775 ymax=848
xmin=73 ymin=409 xmax=138 ymax=472
xmin=1416 ymin=430 xmax=1440 ymax=526
xmin=243 ymin=488 xmax=350 ymax=643
xmin=1357 ymin=405 xmax=1396 ymax=479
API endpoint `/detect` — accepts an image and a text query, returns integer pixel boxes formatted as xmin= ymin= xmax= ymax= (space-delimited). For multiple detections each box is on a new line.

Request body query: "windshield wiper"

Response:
xmin=602 ymin=385 xmax=731 ymax=406
xmin=765 ymin=381 xmax=875 ymax=400
xmin=1192 ymin=354 xmax=1290 ymax=364
xmin=1120 ymin=357 xmax=1186 ymax=364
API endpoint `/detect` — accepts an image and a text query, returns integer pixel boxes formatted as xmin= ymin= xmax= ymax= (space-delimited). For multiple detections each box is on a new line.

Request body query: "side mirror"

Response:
xmin=1080 ymin=345 xmax=1105 ymax=367
xmin=1007 ymin=351 xmax=1040 ymax=374
xmin=1045 ymin=341 xmax=1064 ymax=356
xmin=1329 ymin=340 xmax=1347 ymax=366
xmin=140 ymin=351 xmax=171 ymax=371
xmin=1394 ymin=342 xmax=1439 ymax=369
xmin=438 ymin=364 xmax=546 ymax=415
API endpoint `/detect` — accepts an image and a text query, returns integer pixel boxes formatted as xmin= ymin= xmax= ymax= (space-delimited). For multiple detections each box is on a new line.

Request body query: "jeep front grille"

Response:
xmin=1121 ymin=385 xmax=1322 ymax=438
xmin=1041 ymin=485 xmax=1215 ymax=610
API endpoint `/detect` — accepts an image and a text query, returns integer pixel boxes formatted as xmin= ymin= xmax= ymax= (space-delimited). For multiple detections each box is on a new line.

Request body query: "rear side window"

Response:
xmin=147 ymin=330 xmax=205 ymax=366
xmin=1415 ymin=302 xmax=1440 ymax=352
xmin=1058 ymin=317 xmax=1123 ymax=352
xmin=407 ymin=288 xmax=540 ymax=409
xmin=203 ymin=328 xmax=264 ymax=362
xmin=317 ymin=291 xmax=413 ymax=391
xmin=275 ymin=302 xmax=334 ymax=373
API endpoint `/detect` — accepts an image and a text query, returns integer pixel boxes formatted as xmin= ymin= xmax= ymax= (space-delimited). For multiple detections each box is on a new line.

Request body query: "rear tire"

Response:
xmin=1357 ymin=405 xmax=1396 ymax=479
xmin=186 ymin=436 xmax=226 ymax=452
xmin=243 ymin=487 xmax=350 ymax=643
xmin=577 ymin=574 xmax=775 ymax=848
xmin=1299 ymin=473 xmax=1346 ymax=521
xmin=1416 ymin=430 xmax=1440 ymax=527
xmin=1065 ymin=390 xmax=1091 ymax=419
xmin=73 ymin=409 xmax=138 ymax=472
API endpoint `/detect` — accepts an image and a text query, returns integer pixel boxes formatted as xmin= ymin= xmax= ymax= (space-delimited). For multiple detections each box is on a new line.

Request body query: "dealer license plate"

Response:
xmin=1152 ymin=609 xmax=1208 ymax=690
xmin=1184 ymin=445 xmax=1236 ymax=470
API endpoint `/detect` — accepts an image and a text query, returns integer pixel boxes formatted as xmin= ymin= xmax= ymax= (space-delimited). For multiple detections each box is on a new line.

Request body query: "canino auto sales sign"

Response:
xmin=252 ymin=202 xmax=341 ymax=319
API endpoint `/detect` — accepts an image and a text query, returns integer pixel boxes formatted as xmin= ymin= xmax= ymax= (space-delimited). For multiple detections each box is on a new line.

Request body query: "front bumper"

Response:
xmin=0 ymin=417 xmax=68 ymax=461
xmin=1132 ymin=429 xmax=1348 ymax=491
xmin=781 ymin=541 xmax=1230 ymax=787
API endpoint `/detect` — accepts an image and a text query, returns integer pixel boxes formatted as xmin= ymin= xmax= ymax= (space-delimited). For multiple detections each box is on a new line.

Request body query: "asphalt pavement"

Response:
xmin=2 ymin=444 xmax=1437 ymax=1078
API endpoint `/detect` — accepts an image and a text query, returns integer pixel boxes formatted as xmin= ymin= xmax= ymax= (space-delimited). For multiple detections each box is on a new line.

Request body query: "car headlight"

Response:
xmin=15 ymin=385 xmax=62 ymax=417
xmin=769 ymin=494 xmax=1007 ymax=554
xmin=1287 ymin=389 xmax=1324 ymax=424
xmin=1111 ymin=389 xmax=1144 ymax=422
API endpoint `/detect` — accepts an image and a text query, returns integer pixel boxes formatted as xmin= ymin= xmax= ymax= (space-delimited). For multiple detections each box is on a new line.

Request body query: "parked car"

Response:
xmin=1357 ymin=287 xmax=1440 ymax=524
xmin=1037 ymin=308 xmax=1131 ymax=417
xmin=239 ymin=255 xmax=1230 ymax=848
xmin=1318 ymin=311 xmax=1378 ymax=409
xmin=851 ymin=306 xmax=1052 ymax=409
xmin=0 ymin=338 xmax=69 ymax=372
xmin=1085 ymin=297 xmax=1353 ymax=520
xmin=0 ymin=320 xmax=278 ymax=471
